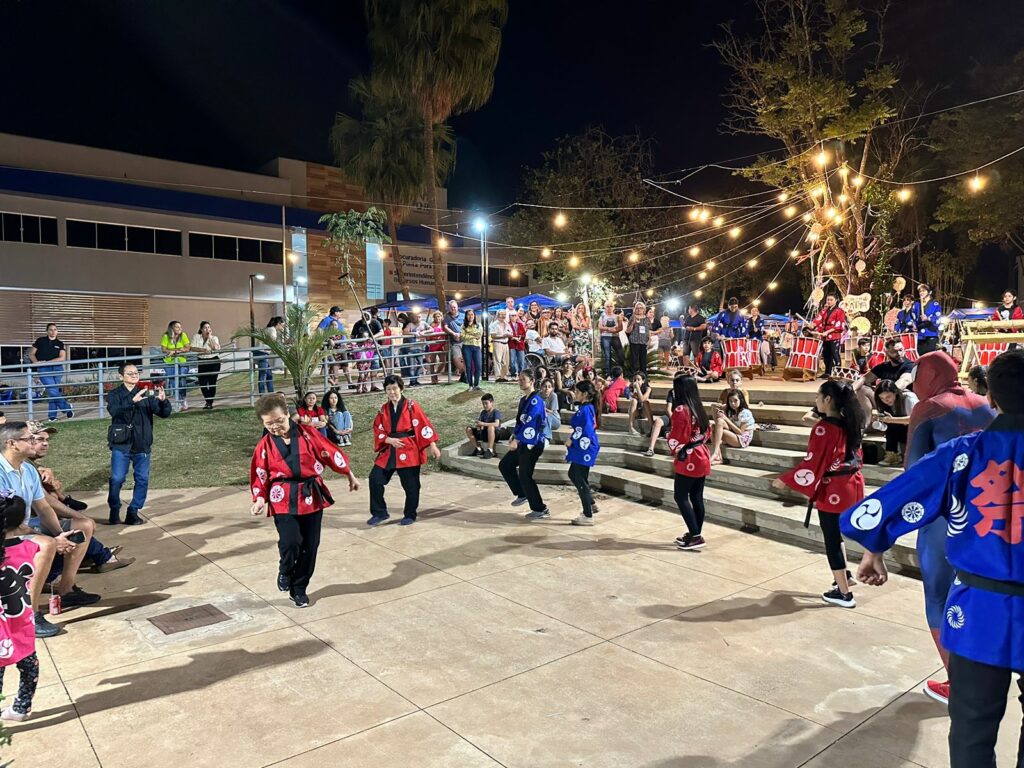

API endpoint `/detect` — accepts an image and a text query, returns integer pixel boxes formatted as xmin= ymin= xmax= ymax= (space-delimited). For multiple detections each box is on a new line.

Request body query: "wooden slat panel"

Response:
xmin=0 ymin=290 xmax=148 ymax=345
xmin=0 ymin=293 xmax=32 ymax=344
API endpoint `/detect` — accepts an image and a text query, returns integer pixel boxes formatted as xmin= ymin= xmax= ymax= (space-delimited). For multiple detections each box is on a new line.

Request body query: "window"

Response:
xmin=446 ymin=264 xmax=483 ymax=284
xmin=68 ymin=346 xmax=143 ymax=371
xmin=97 ymin=223 xmax=127 ymax=251
xmin=1 ymin=212 xmax=59 ymax=245
xmin=67 ymin=219 xmax=97 ymax=248
xmin=188 ymin=232 xmax=286 ymax=263
xmin=155 ymin=229 xmax=182 ymax=255
xmin=67 ymin=219 xmax=181 ymax=254
xmin=214 ymin=235 xmax=237 ymax=260
xmin=237 ymin=237 xmax=261 ymax=263
xmin=127 ymin=226 xmax=155 ymax=254
xmin=448 ymin=264 xmax=527 ymax=288
xmin=189 ymin=233 xmax=213 ymax=258
xmin=261 ymin=240 xmax=283 ymax=264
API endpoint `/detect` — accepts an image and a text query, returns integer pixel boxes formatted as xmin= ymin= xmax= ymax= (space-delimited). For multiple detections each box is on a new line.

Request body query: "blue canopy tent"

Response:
xmin=948 ymin=307 xmax=993 ymax=321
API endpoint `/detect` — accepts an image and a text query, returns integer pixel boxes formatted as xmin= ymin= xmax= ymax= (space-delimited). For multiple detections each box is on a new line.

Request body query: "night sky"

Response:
xmin=4 ymin=0 xmax=1023 ymax=213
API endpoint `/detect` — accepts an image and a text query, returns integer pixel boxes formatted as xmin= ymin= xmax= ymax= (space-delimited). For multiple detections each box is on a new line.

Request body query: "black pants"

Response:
xmin=274 ymin=511 xmax=322 ymax=591
xmin=822 ymin=340 xmax=840 ymax=376
xmin=629 ymin=342 xmax=647 ymax=375
xmin=948 ymin=652 xmax=1024 ymax=768
xmin=919 ymin=336 xmax=939 ymax=355
xmin=884 ymin=423 xmax=908 ymax=453
xmin=0 ymin=651 xmax=39 ymax=715
xmin=568 ymin=463 xmax=594 ymax=516
xmin=369 ymin=465 xmax=421 ymax=520
xmin=499 ymin=442 xmax=546 ymax=512
xmin=197 ymin=359 xmax=221 ymax=405
xmin=818 ymin=510 xmax=846 ymax=571
xmin=673 ymin=474 xmax=706 ymax=536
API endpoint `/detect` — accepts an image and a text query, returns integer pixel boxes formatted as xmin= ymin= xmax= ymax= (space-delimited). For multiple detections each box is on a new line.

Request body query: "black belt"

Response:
xmin=956 ymin=570 xmax=1024 ymax=597
xmin=803 ymin=463 xmax=861 ymax=528
xmin=389 ymin=430 xmax=415 ymax=438
xmin=272 ymin=476 xmax=333 ymax=515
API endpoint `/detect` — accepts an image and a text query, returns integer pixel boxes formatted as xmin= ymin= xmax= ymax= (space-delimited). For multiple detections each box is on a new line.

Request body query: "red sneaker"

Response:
xmin=923 ymin=679 xmax=950 ymax=705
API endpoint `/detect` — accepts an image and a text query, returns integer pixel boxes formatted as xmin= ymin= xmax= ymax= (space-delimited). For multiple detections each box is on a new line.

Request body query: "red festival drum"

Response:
xmin=721 ymin=338 xmax=756 ymax=370
xmin=783 ymin=336 xmax=822 ymax=381
xmin=867 ymin=333 xmax=918 ymax=369
xmin=975 ymin=342 xmax=1010 ymax=367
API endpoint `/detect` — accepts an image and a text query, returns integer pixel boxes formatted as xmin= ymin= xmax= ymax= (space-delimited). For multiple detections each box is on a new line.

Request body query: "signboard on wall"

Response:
xmin=386 ymin=248 xmax=436 ymax=296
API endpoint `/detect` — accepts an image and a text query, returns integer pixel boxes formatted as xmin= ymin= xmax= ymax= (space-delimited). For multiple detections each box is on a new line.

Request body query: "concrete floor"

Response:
xmin=5 ymin=474 xmax=1020 ymax=768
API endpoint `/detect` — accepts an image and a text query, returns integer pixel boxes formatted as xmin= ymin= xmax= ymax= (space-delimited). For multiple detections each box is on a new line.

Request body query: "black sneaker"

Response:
xmin=290 ymin=590 xmax=310 ymax=608
xmin=34 ymin=611 xmax=61 ymax=638
xmin=473 ymin=447 xmax=484 ymax=457
xmin=124 ymin=511 xmax=145 ymax=526
xmin=822 ymin=587 xmax=856 ymax=608
xmin=675 ymin=533 xmax=691 ymax=545
xmin=484 ymin=449 xmax=495 ymax=459
xmin=277 ymin=573 xmax=290 ymax=592
xmin=61 ymin=586 xmax=101 ymax=607
xmin=63 ymin=495 xmax=89 ymax=512
xmin=676 ymin=534 xmax=706 ymax=551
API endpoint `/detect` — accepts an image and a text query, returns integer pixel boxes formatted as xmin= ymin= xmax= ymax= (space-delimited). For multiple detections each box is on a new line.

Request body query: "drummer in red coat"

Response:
xmin=810 ymin=293 xmax=847 ymax=378
xmin=250 ymin=393 xmax=359 ymax=608
xmin=368 ymin=374 xmax=441 ymax=526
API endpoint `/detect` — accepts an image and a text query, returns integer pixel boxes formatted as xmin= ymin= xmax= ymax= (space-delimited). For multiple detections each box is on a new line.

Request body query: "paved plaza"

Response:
xmin=6 ymin=473 xmax=1020 ymax=768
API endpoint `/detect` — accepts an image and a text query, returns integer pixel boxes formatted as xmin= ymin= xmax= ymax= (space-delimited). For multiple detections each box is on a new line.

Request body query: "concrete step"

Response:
xmin=581 ymin=402 xmax=812 ymax=430
xmin=440 ymin=446 xmax=917 ymax=570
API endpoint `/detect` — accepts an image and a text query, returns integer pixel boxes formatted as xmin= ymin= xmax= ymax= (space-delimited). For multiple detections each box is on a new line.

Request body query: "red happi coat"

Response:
xmin=372 ymin=397 xmax=439 ymax=470
xmin=812 ymin=305 xmax=847 ymax=342
xmin=250 ymin=422 xmax=352 ymax=516
xmin=779 ymin=419 xmax=864 ymax=513
xmin=666 ymin=405 xmax=711 ymax=478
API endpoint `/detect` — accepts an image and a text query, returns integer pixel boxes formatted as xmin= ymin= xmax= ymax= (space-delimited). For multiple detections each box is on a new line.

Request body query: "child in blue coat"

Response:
xmin=564 ymin=381 xmax=601 ymax=526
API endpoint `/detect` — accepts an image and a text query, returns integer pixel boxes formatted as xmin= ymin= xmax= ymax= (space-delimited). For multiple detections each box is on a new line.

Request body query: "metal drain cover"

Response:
xmin=148 ymin=604 xmax=230 ymax=635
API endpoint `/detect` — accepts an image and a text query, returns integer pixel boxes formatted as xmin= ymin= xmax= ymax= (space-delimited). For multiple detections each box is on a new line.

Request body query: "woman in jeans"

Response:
xmin=461 ymin=309 xmax=483 ymax=391
xmin=256 ymin=316 xmax=283 ymax=394
xmin=667 ymin=375 xmax=712 ymax=550
xmin=598 ymin=301 xmax=623 ymax=374
xmin=191 ymin=321 xmax=222 ymax=409
xmin=160 ymin=320 xmax=190 ymax=411
xmin=625 ymin=302 xmax=650 ymax=375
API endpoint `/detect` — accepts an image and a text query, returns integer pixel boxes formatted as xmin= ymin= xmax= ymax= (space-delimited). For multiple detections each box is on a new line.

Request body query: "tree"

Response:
xmin=234 ymin=303 xmax=336 ymax=399
xmin=366 ymin=0 xmax=507 ymax=309
xmin=713 ymin=0 xmax=922 ymax=302
xmin=329 ymin=77 xmax=456 ymax=300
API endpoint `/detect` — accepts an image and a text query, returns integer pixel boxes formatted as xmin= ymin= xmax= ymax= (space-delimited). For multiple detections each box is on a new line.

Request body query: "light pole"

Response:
xmin=474 ymin=217 xmax=489 ymax=380
xmin=248 ymin=273 xmax=266 ymax=336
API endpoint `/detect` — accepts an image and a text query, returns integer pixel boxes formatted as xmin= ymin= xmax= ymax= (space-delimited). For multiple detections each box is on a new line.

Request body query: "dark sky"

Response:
xmin=2 ymin=0 xmax=1023 ymax=212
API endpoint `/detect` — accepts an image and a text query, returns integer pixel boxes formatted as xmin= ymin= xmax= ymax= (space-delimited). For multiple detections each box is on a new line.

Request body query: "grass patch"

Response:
xmin=47 ymin=382 xmax=524 ymax=491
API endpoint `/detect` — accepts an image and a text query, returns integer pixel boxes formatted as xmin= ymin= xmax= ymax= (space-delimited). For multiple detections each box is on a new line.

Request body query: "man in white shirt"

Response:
xmin=489 ymin=309 xmax=512 ymax=381
xmin=541 ymin=322 xmax=568 ymax=365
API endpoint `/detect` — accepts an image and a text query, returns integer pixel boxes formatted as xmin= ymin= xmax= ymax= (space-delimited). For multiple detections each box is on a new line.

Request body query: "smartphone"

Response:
xmin=67 ymin=530 xmax=86 ymax=544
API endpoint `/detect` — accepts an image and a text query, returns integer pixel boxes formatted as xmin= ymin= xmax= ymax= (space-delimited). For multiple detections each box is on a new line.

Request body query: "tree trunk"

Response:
xmin=423 ymin=113 xmax=447 ymax=311
xmin=387 ymin=211 xmax=414 ymax=300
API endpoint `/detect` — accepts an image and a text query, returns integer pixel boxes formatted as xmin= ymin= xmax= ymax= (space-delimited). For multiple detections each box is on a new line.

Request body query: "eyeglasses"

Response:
xmin=11 ymin=435 xmax=38 ymax=444
xmin=123 ymin=371 xmax=141 ymax=377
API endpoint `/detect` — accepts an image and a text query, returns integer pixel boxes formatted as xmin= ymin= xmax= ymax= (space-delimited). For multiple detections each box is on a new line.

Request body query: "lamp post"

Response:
xmin=248 ymin=273 xmax=266 ymax=335
xmin=474 ymin=217 xmax=489 ymax=380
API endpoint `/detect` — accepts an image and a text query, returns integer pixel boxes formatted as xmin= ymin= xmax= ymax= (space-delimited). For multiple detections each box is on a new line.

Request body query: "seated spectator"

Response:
xmin=540 ymin=378 xmax=561 ymax=440
xmin=29 ymin=422 xmax=134 ymax=574
xmin=525 ymin=319 xmax=542 ymax=355
xmin=601 ymin=366 xmax=629 ymax=414
xmin=541 ymin=322 xmax=568 ymax=365
xmin=966 ymin=364 xmax=988 ymax=396
xmin=323 ymin=390 xmax=352 ymax=446
xmin=465 ymin=392 xmax=503 ymax=458
xmin=709 ymin=390 xmax=756 ymax=464
xmin=854 ymin=338 xmax=872 ymax=375
xmin=577 ymin=366 xmax=604 ymax=429
xmin=627 ymin=372 xmax=655 ymax=436
xmin=694 ymin=337 xmax=724 ymax=382
xmin=853 ymin=337 xmax=914 ymax=425
xmin=297 ymin=392 xmax=328 ymax=436
xmin=553 ymin=360 xmax=577 ymax=411
xmin=638 ymin=369 xmax=685 ymax=457
xmin=717 ymin=369 xmax=752 ymax=405
xmin=873 ymin=379 xmax=918 ymax=466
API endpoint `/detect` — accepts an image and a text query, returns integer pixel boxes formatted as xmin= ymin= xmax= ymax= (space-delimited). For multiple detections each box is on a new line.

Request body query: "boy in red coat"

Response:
xmin=250 ymin=394 xmax=359 ymax=608
xmin=368 ymin=375 xmax=441 ymax=526
xmin=811 ymin=293 xmax=848 ymax=378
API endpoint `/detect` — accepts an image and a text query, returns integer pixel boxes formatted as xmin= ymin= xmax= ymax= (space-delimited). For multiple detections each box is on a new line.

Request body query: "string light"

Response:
xmin=833 ymin=213 xmax=844 ymax=224
xmin=808 ymin=232 xmax=819 ymax=241
xmin=712 ymin=216 xmax=725 ymax=227
xmin=437 ymin=236 xmax=448 ymax=249
xmin=790 ymin=249 xmax=801 ymax=258
xmin=768 ymin=281 xmax=778 ymax=290
xmin=556 ymin=291 xmax=567 ymax=302
xmin=969 ymin=174 xmax=986 ymax=192
xmin=645 ymin=288 xmax=655 ymax=298
xmin=698 ymin=208 xmax=711 ymax=222
xmin=378 ymin=246 xmax=387 ymax=258
xmin=729 ymin=227 xmax=742 ymax=239
xmin=777 ymin=191 xmax=789 ymax=202
xmin=554 ymin=212 xmax=568 ymax=228
xmin=628 ymin=251 xmax=640 ymax=263
xmin=706 ymin=260 xmax=716 ymax=270
xmin=784 ymin=205 xmax=797 ymax=218
xmin=694 ymin=289 xmax=703 ymax=298
xmin=748 ymin=258 xmax=759 ymax=267
xmin=568 ymin=255 xmax=580 ymax=268
xmin=454 ymin=291 xmax=462 ymax=300
xmin=852 ymin=175 xmax=864 ymax=188
xmin=510 ymin=268 xmax=520 ymax=278
xmin=838 ymin=165 xmax=850 ymax=178
xmin=541 ymin=247 xmax=552 ymax=258
xmin=752 ymin=298 xmax=762 ymax=307
xmin=688 ymin=208 xmax=700 ymax=221
xmin=897 ymin=188 xmax=912 ymax=202
xmin=581 ymin=273 xmax=592 ymax=286
xmin=698 ymin=271 xmax=707 ymax=280
xmin=815 ymin=150 xmax=829 ymax=167
xmin=811 ymin=185 xmax=826 ymax=198
xmin=802 ymin=213 xmax=813 ymax=222
xmin=825 ymin=207 xmax=837 ymax=218
xmin=838 ymin=193 xmax=848 ymax=203
xmin=764 ymin=237 xmax=776 ymax=248
xmin=688 ymin=246 xmax=701 ymax=257
xmin=824 ymin=260 xmax=835 ymax=270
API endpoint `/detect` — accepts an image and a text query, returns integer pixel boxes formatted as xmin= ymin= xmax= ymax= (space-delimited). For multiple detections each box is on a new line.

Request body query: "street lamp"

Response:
xmin=248 ymin=273 xmax=266 ymax=335
xmin=474 ymin=217 xmax=490 ymax=380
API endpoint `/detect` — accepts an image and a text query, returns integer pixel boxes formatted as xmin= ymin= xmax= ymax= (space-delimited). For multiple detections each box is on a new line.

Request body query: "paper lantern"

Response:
xmin=855 ymin=259 xmax=866 ymax=274
xmin=810 ymin=287 xmax=825 ymax=304
xmin=893 ymin=277 xmax=906 ymax=292
xmin=851 ymin=316 xmax=871 ymax=335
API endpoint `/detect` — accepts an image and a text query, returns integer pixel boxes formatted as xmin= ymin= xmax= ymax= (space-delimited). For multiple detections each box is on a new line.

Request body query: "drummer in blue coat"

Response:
xmin=564 ymin=380 xmax=601 ymax=526
xmin=498 ymin=369 xmax=549 ymax=520
xmin=841 ymin=349 xmax=1024 ymax=768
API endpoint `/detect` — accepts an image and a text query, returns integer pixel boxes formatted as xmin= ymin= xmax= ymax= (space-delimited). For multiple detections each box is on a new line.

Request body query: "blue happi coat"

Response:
xmin=840 ymin=414 xmax=1024 ymax=670
xmin=747 ymin=315 xmax=765 ymax=341
xmin=565 ymin=403 xmax=600 ymax=467
xmin=911 ymin=299 xmax=943 ymax=339
xmin=514 ymin=391 xmax=547 ymax=446
xmin=714 ymin=310 xmax=747 ymax=339
xmin=894 ymin=308 xmax=917 ymax=334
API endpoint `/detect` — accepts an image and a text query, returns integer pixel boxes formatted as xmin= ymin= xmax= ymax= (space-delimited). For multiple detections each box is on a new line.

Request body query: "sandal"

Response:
xmin=643 ymin=449 xmax=655 ymax=457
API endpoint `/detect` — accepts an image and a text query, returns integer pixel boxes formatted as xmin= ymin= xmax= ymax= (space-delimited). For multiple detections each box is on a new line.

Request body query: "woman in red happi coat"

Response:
xmin=367 ymin=374 xmax=441 ymax=526
xmin=250 ymin=394 xmax=359 ymax=608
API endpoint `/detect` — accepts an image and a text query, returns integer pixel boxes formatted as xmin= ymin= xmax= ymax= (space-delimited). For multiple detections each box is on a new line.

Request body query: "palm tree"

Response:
xmin=365 ymin=0 xmax=507 ymax=308
xmin=329 ymin=77 xmax=455 ymax=301
xmin=234 ymin=303 xmax=335 ymax=399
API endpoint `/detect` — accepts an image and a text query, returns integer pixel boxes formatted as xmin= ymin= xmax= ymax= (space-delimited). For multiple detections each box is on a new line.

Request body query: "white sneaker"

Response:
xmin=1 ymin=706 xmax=30 ymax=722
xmin=570 ymin=515 xmax=594 ymax=526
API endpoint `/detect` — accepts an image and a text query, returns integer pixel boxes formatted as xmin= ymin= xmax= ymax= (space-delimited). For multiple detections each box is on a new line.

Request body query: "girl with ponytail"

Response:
xmin=564 ymin=380 xmax=601 ymax=525
xmin=0 ymin=492 xmax=42 ymax=722
xmin=773 ymin=379 xmax=864 ymax=608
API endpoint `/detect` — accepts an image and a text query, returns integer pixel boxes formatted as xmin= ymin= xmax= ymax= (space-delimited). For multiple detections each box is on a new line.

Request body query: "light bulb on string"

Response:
xmin=541 ymin=247 xmax=551 ymax=258
xmin=713 ymin=216 xmax=725 ymax=228
xmin=833 ymin=213 xmax=844 ymax=225
xmin=768 ymin=281 xmax=778 ymax=290
xmin=897 ymin=188 xmax=912 ymax=202
xmin=694 ymin=289 xmax=703 ymax=298
xmin=628 ymin=251 xmax=640 ymax=264
xmin=553 ymin=212 xmax=568 ymax=228
xmin=808 ymin=232 xmax=819 ymax=242
xmin=437 ymin=236 xmax=448 ymax=249
xmin=784 ymin=205 xmax=797 ymax=218
xmin=687 ymin=208 xmax=700 ymax=221
xmin=706 ymin=260 xmax=716 ymax=270
xmin=748 ymin=258 xmax=759 ymax=268
xmin=824 ymin=260 xmax=835 ymax=270
xmin=811 ymin=185 xmax=826 ymax=198
xmin=729 ymin=227 xmax=742 ymax=239
xmin=580 ymin=273 xmax=592 ymax=286
xmin=825 ymin=207 xmax=837 ymax=218
xmin=568 ymin=255 xmax=580 ymax=268
xmin=838 ymin=165 xmax=850 ymax=178
xmin=752 ymin=298 xmax=762 ymax=307
xmin=698 ymin=208 xmax=711 ymax=222
xmin=815 ymin=150 xmax=829 ymax=167
xmin=777 ymin=191 xmax=789 ymax=202
xmin=851 ymin=175 xmax=864 ymax=188
xmin=969 ymin=174 xmax=986 ymax=192
xmin=454 ymin=291 xmax=462 ymax=300
xmin=556 ymin=291 xmax=567 ymax=302
xmin=688 ymin=246 xmax=701 ymax=257
xmin=790 ymin=249 xmax=801 ymax=258
xmin=802 ymin=212 xmax=812 ymax=222
xmin=510 ymin=269 xmax=520 ymax=279
xmin=645 ymin=288 xmax=654 ymax=298
xmin=698 ymin=271 xmax=707 ymax=280
xmin=764 ymin=237 xmax=776 ymax=248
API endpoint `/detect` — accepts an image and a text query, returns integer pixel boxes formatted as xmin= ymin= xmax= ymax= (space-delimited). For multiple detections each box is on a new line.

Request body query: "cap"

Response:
xmin=330 ymin=306 xmax=343 ymax=314
xmin=28 ymin=420 xmax=57 ymax=435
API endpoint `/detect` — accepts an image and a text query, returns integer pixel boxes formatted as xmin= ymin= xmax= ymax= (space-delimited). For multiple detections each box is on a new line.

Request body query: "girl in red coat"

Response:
xmin=368 ymin=374 xmax=441 ymax=526
xmin=773 ymin=380 xmax=864 ymax=608
xmin=666 ymin=375 xmax=712 ymax=550
xmin=694 ymin=337 xmax=724 ymax=383
xmin=811 ymin=293 xmax=848 ymax=378
xmin=250 ymin=394 xmax=359 ymax=608
xmin=993 ymin=289 xmax=1023 ymax=326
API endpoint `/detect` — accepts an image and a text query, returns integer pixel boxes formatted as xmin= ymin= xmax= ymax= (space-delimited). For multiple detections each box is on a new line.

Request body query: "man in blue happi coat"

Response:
xmin=841 ymin=349 xmax=1024 ymax=768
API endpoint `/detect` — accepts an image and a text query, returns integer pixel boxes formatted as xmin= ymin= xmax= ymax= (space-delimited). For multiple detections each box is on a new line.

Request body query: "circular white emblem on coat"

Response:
xmin=849 ymin=498 xmax=883 ymax=531
xmin=320 ymin=450 xmax=330 ymax=459
xmin=412 ymin=418 xmax=419 ymax=426
xmin=804 ymin=451 xmax=814 ymax=462
xmin=378 ymin=433 xmax=385 ymax=440
xmin=901 ymin=502 xmax=925 ymax=524
xmin=953 ymin=453 xmax=969 ymax=472
xmin=523 ymin=427 xmax=536 ymax=440
xmin=829 ymin=458 xmax=842 ymax=472
xmin=421 ymin=426 xmax=434 ymax=439
xmin=0 ymin=638 xmax=13 ymax=660
xmin=684 ymin=463 xmax=695 ymax=472
xmin=313 ymin=461 xmax=324 ymax=475
xmin=579 ymin=437 xmax=591 ymax=450
xmin=572 ymin=427 xmax=583 ymax=440
xmin=793 ymin=469 xmax=816 ymax=486
xmin=304 ymin=496 xmax=313 ymax=506
xmin=814 ymin=425 xmax=826 ymax=437
xmin=251 ymin=485 xmax=262 ymax=497
xmin=584 ymin=454 xmax=592 ymax=462
xmin=269 ymin=486 xmax=285 ymax=503
xmin=334 ymin=452 xmax=346 ymax=469
xmin=946 ymin=605 xmax=965 ymax=630
xmin=668 ymin=439 xmax=679 ymax=450
xmin=399 ymin=453 xmax=407 ymax=462
xmin=828 ymin=493 xmax=841 ymax=506
xmin=261 ymin=450 xmax=267 ymax=459
xmin=255 ymin=467 xmax=267 ymax=482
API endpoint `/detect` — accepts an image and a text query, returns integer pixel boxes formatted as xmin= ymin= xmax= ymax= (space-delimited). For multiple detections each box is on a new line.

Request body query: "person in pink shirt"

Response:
xmin=0 ymin=492 xmax=41 ymax=721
